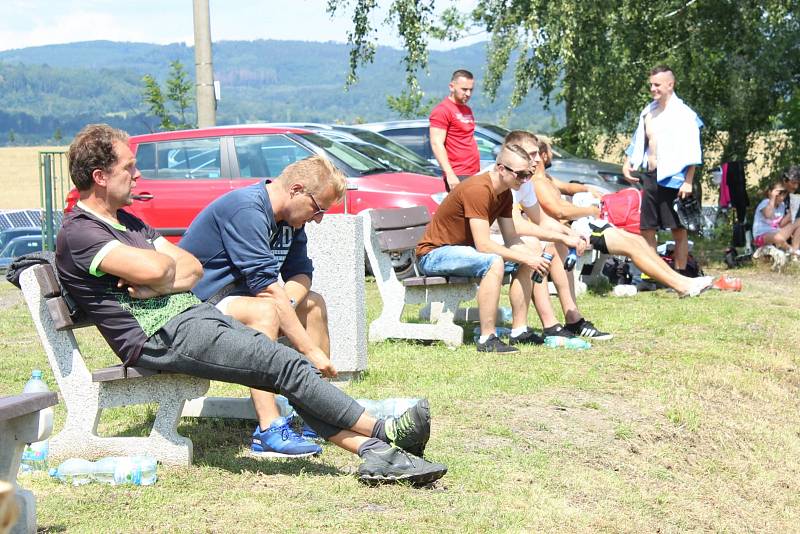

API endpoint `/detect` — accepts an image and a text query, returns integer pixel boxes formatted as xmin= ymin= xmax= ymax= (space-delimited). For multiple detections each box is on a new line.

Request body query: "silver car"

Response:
xmin=356 ymin=119 xmax=632 ymax=194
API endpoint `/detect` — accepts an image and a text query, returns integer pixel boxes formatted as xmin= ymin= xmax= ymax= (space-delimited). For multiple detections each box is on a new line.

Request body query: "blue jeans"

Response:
xmin=418 ymin=245 xmax=518 ymax=278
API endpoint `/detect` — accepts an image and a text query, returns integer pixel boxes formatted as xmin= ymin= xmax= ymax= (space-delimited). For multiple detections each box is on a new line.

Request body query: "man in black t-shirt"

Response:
xmin=54 ymin=123 xmax=447 ymax=485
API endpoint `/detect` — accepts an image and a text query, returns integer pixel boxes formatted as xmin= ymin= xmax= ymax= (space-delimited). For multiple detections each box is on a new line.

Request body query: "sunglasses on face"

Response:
xmin=498 ymin=163 xmax=533 ymax=181
xmin=307 ymin=191 xmax=327 ymax=216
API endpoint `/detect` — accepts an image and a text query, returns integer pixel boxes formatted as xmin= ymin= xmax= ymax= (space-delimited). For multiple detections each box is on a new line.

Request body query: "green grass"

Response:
xmin=2 ymin=259 xmax=800 ymax=533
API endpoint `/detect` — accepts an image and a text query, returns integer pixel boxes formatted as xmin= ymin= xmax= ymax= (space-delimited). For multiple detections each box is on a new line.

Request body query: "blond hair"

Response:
xmin=276 ymin=155 xmax=347 ymax=201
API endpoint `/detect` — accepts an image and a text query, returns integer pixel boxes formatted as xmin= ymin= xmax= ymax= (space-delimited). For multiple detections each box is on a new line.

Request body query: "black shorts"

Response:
xmin=640 ymin=170 xmax=682 ymax=230
xmin=588 ymin=222 xmax=612 ymax=254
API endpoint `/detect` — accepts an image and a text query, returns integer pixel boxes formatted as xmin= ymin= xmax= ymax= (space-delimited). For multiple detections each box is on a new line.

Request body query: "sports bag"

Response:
xmin=600 ymin=188 xmax=643 ymax=234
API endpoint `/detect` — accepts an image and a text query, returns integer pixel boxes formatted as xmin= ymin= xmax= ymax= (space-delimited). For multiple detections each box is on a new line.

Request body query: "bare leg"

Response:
xmin=550 ymin=242 xmax=582 ymax=324
xmin=478 ymin=257 xmax=505 ymax=336
xmin=641 ymin=228 xmax=658 ymax=250
xmin=524 ymin=238 xmax=560 ymax=328
xmin=508 ymin=243 xmax=534 ymax=330
xmin=294 ymin=291 xmax=331 ymax=354
xmin=604 ymin=229 xmax=693 ymax=293
xmin=224 ymin=296 xmax=287 ymax=429
xmin=671 ymin=227 xmax=689 ymax=270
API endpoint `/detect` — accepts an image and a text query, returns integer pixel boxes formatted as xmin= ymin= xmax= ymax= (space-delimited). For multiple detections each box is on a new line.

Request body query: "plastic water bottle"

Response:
xmin=532 ymin=253 xmax=554 ymax=283
xmin=356 ymin=398 xmax=420 ymax=419
xmin=49 ymin=456 xmax=158 ymax=486
xmin=93 ymin=456 xmax=157 ymax=486
xmin=543 ymin=336 xmax=591 ymax=350
xmin=564 ymin=248 xmax=578 ymax=271
xmin=20 ymin=370 xmax=51 ymax=473
xmin=48 ymin=458 xmax=94 ymax=486
xmin=613 ymin=284 xmax=638 ymax=297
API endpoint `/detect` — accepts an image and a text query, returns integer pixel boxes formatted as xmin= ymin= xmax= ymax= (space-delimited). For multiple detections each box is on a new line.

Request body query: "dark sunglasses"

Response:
xmin=498 ymin=163 xmax=533 ymax=181
xmin=307 ymin=192 xmax=327 ymax=216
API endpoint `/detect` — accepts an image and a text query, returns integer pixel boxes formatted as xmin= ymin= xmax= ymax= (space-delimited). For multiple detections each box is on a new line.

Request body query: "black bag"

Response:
xmin=732 ymin=222 xmax=747 ymax=248
xmin=601 ymin=257 xmax=633 ymax=286
xmin=673 ymin=195 xmax=703 ymax=234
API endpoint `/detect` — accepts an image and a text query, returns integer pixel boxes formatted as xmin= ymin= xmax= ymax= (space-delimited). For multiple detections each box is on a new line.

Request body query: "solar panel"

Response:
xmin=0 ymin=209 xmax=62 ymax=231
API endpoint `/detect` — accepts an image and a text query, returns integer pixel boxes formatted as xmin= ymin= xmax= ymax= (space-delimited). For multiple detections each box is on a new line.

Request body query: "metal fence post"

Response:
xmin=42 ymin=155 xmax=55 ymax=251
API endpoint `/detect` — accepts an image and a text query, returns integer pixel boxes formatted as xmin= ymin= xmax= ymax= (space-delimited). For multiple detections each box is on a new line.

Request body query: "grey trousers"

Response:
xmin=136 ymin=303 xmax=365 ymax=439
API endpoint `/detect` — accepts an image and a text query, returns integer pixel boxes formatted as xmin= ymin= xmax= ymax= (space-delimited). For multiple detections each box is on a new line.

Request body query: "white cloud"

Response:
xmin=0 ymin=0 xmax=485 ymax=52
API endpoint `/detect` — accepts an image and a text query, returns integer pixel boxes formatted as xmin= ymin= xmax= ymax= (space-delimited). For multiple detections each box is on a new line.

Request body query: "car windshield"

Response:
xmin=479 ymin=123 xmax=510 ymax=138
xmin=341 ymin=141 xmax=432 ymax=175
xmin=343 ymin=129 xmax=433 ymax=167
xmin=550 ymin=145 xmax=576 ymax=159
xmin=298 ymin=133 xmax=391 ymax=174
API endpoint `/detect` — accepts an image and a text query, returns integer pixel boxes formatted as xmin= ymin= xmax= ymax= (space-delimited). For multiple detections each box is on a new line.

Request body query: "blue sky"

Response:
xmin=0 ymin=0 xmax=484 ymax=52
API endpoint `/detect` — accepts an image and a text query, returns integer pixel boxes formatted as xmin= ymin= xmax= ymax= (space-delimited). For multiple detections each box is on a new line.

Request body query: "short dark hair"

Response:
xmin=650 ymin=65 xmax=675 ymax=78
xmin=782 ymin=165 xmax=800 ymax=183
xmin=68 ymin=124 xmax=129 ymax=191
xmin=451 ymin=69 xmax=473 ymax=82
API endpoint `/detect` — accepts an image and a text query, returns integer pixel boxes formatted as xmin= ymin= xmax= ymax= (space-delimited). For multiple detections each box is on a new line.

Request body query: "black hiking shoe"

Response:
xmin=565 ymin=319 xmax=613 ymax=341
xmin=385 ymin=399 xmax=430 ymax=457
xmin=508 ymin=328 xmax=545 ymax=345
xmin=357 ymin=446 xmax=448 ymax=486
xmin=541 ymin=324 xmax=576 ymax=339
xmin=477 ymin=334 xmax=520 ymax=353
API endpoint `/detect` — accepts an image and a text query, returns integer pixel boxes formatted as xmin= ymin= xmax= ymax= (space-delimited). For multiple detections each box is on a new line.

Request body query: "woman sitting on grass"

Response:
xmin=752 ymin=182 xmax=800 ymax=257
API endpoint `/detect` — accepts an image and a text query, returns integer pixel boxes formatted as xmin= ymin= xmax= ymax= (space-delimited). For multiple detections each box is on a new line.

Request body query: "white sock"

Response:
xmin=478 ymin=334 xmax=492 ymax=343
xmin=511 ymin=326 xmax=528 ymax=337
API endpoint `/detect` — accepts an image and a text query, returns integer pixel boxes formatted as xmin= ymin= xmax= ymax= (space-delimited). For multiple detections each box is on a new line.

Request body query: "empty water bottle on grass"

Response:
xmin=543 ymin=336 xmax=591 ymax=350
xmin=19 ymin=370 xmax=52 ymax=474
xmin=50 ymin=456 xmax=157 ymax=486
xmin=356 ymin=398 xmax=420 ymax=419
xmin=48 ymin=458 xmax=94 ymax=486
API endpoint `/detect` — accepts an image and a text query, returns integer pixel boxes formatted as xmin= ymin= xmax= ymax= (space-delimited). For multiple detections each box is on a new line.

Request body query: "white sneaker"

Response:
xmin=680 ymin=276 xmax=713 ymax=298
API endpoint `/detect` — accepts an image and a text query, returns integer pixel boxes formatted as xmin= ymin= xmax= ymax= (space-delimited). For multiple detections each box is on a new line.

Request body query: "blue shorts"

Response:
xmin=417 ymin=245 xmax=518 ymax=278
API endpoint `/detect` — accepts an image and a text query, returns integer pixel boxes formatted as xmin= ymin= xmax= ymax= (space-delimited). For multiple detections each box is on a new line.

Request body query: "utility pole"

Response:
xmin=193 ymin=0 xmax=216 ymax=127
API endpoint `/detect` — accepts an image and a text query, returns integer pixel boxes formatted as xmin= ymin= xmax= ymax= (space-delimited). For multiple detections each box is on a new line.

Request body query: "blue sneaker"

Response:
xmin=251 ymin=417 xmax=322 ymax=458
xmin=301 ymin=423 xmax=320 ymax=441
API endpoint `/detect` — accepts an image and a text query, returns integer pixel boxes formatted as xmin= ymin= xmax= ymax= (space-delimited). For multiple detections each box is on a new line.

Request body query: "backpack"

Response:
xmin=600 ymin=188 xmax=643 ymax=234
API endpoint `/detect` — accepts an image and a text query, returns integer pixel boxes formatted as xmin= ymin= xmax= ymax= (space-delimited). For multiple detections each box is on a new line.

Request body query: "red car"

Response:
xmin=66 ymin=125 xmax=447 ymax=242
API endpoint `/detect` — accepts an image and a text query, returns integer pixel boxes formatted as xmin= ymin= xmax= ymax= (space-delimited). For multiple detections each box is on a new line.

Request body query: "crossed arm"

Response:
xmin=99 ymin=238 xmax=203 ymax=299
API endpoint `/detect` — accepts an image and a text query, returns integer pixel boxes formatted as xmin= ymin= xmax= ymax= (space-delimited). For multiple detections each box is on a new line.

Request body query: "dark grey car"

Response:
xmin=356 ymin=120 xmax=632 ymax=194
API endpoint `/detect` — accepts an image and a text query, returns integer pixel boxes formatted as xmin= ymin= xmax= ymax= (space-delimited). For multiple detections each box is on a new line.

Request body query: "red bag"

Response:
xmin=600 ymin=188 xmax=643 ymax=234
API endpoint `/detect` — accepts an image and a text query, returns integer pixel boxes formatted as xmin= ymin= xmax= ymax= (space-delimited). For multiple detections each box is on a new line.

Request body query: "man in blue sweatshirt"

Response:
xmin=180 ymin=155 xmax=344 ymax=458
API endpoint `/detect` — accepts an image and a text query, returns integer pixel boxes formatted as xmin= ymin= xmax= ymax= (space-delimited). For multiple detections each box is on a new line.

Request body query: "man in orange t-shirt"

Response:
xmin=416 ymin=143 xmax=551 ymax=353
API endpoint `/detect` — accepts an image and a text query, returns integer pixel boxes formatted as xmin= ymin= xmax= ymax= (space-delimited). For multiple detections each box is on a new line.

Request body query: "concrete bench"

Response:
xmin=17 ymin=215 xmax=368 ymax=463
xmin=20 ymin=265 xmax=210 ymax=466
xmin=363 ymin=206 xmax=484 ymax=347
xmin=0 ymin=391 xmax=58 ymax=534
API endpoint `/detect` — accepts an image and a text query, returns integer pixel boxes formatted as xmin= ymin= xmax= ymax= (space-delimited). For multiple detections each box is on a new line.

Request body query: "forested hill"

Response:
xmin=0 ymin=39 xmax=563 ymax=145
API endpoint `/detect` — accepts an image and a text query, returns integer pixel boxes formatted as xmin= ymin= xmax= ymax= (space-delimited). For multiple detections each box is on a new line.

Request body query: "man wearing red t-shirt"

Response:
xmin=429 ymin=69 xmax=480 ymax=191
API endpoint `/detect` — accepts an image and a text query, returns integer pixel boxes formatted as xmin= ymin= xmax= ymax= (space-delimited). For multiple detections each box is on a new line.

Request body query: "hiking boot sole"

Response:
xmin=357 ymin=464 xmax=448 ymax=486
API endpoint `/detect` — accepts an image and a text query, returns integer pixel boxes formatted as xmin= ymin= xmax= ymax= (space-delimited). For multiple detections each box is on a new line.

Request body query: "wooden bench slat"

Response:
xmin=0 ymin=392 xmax=58 ymax=421
xmin=34 ymin=264 xmax=61 ymax=298
xmin=376 ymin=226 xmax=427 ymax=252
xmin=370 ymin=206 xmax=430 ymax=231
xmin=91 ymin=365 xmax=160 ymax=382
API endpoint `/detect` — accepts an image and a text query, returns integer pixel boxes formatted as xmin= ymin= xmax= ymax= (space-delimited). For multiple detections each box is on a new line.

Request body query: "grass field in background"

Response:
xmin=1 ymin=262 xmax=799 ymax=533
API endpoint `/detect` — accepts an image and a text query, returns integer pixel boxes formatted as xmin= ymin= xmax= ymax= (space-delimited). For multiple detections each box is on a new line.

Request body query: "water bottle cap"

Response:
xmin=31 ymin=370 xmax=43 ymax=379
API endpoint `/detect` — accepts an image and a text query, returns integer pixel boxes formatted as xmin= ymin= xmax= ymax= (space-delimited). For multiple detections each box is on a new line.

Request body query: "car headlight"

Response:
xmin=431 ymin=192 xmax=448 ymax=204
